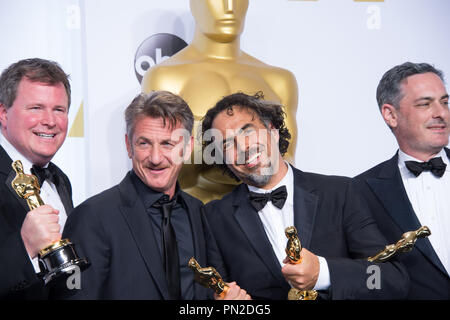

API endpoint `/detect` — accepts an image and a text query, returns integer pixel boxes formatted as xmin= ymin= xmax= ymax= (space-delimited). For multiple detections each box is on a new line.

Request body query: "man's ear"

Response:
xmin=125 ymin=134 xmax=133 ymax=159
xmin=381 ymin=104 xmax=398 ymax=129
xmin=0 ymin=103 xmax=7 ymax=128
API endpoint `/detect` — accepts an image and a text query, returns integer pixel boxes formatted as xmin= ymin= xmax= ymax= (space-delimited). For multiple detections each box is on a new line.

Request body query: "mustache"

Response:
xmin=426 ymin=118 xmax=448 ymax=128
xmin=145 ymin=163 xmax=169 ymax=170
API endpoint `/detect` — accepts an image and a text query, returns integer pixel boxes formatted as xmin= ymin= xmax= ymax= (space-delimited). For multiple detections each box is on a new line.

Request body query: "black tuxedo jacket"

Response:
xmin=0 ymin=145 xmax=73 ymax=299
xmin=354 ymin=149 xmax=450 ymax=299
xmin=54 ymin=172 xmax=224 ymax=300
xmin=205 ymin=166 xmax=409 ymax=300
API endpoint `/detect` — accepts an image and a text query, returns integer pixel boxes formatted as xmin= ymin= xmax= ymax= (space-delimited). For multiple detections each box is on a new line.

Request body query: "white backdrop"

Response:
xmin=1 ymin=0 xmax=449 ymax=205
xmin=0 ymin=0 xmax=86 ymax=205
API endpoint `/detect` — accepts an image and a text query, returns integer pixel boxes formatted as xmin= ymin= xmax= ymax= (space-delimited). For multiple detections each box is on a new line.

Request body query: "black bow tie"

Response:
xmin=248 ymin=185 xmax=288 ymax=212
xmin=405 ymin=157 xmax=447 ymax=178
xmin=31 ymin=164 xmax=59 ymax=186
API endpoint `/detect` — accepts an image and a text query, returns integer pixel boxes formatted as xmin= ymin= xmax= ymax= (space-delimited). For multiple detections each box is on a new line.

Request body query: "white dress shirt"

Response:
xmin=248 ymin=162 xmax=331 ymax=290
xmin=1 ymin=133 xmax=68 ymax=273
xmin=398 ymin=149 xmax=450 ymax=274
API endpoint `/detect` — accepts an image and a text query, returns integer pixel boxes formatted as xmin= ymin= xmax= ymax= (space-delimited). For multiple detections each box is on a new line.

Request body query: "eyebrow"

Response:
xmin=237 ymin=123 xmax=255 ymax=134
xmin=221 ymin=123 xmax=255 ymax=145
xmin=414 ymin=94 xmax=449 ymax=103
xmin=135 ymin=136 xmax=174 ymax=144
xmin=414 ymin=97 xmax=433 ymax=103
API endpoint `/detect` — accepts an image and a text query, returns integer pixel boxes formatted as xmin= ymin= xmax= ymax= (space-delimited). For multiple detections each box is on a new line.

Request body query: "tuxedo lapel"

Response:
xmin=180 ymin=194 xmax=208 ymax=298
xmin=232 ymin=184 xmax=284 ymax=281
xmin=1 ymin=146 xmax=73 ymax=217
xmin=50 ymin=163 xmax=74 ymax=215
xmin=118 ymin=174 xmax=169 ymax=299
xmin=0 ymin=146 xmax=30 ymax=218
xmin=182 ymin=195 xmax=203 ymax=261
xmin=291 ymin=168 xmax=319 ymax=250
xmin=366 ymin=153 xmax=447 ymax=276
xmin=0 ymin=145 xmax=12 ymax=176
xmin=5 ymin=169 xmax=30 ymax=214
xmin=367 ymin=154 xmax=420 ymax=232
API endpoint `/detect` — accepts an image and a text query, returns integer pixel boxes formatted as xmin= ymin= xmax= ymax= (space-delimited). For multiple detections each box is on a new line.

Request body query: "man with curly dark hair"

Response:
xmin=201 ymin=92 xmax=409 ymax=300
xmin=201 ymin=92 xmax=290 ymax=182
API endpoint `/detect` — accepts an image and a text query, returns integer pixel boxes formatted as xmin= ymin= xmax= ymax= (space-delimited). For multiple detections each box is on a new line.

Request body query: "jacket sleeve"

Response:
xmin=326 ymin=181 xmax=410 ymax=299
xmin=0 ymin=229 xmax=43 ymax=298
xmin=51 ymin=200 xmax=110 ymax=300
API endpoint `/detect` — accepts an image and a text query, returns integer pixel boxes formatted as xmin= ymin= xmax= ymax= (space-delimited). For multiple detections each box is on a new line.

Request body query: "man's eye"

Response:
xmin=162 ymin=142 xmax=175 ymax=148
xmin=243 ymin=128 xmax=255 ymax=135
xmin=223 ymin=141 xmax=233 ymax=150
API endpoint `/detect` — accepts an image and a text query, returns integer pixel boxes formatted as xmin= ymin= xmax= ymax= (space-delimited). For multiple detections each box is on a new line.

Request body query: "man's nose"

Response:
xmin=235 ymin=137 xmax=246 ymax=153
xmin=149 ymin=144 xmax=163 ymax=165
xmin=432 ymin=99 xmax=449 ymax=119
xmin=41 ymin=109 xmax=56 ymax=127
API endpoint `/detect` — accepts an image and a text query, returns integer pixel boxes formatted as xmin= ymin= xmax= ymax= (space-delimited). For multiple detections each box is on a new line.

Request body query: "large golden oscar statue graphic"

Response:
xmin=142 ymin=0 xmax=298 ymax=203
xmin=11 ymin=160 xmax=89 ymax=285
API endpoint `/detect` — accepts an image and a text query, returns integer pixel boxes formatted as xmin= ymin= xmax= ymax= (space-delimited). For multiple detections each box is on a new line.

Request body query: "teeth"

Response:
xmin=36 ymin=133 xmax=55 ymax=138
xmin=246 ymin=152 xmax=261 ymax=165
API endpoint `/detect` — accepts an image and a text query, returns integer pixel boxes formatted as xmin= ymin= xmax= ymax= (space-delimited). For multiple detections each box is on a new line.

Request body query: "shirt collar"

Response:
xmin=0 ymin=131 xmax=35 ymax=174
xmin=247 ymin=161 xmax=294 ymax=206
xmin=130 ymin=169 xmax=183 ymax=209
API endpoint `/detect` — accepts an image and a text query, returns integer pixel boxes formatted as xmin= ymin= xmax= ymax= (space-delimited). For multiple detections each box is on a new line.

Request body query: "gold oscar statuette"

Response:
xmin=367 ymin=226 xmax=431 ymax=263
xmin=188 ymin=257 xmax=229 ymax=298
xmin=11 ymin=160 xmax=89 ymax=285
xmin=285 ymin=226 xmax=318 ymax=300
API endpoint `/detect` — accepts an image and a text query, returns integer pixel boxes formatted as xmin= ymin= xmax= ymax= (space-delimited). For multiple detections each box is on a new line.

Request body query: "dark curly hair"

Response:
xmin=201 ymin=91 xmax=291 ymax=180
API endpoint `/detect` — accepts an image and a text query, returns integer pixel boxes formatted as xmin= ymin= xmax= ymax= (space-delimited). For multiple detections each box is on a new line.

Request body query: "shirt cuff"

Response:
xmin=313 ymin=256 xmax=330 ymax=291
xmin=29 ymin=255 xmax=41 ymax=274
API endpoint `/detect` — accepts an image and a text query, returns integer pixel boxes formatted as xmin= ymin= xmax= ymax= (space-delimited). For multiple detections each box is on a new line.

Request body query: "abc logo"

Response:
xmin=134 ymin=33 xmax=187 ymax=83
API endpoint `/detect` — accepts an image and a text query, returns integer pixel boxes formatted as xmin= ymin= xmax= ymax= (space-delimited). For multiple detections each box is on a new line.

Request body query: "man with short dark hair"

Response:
xmin=201 ymin=92 xmax=409 ymax=300
xmin=56 ymin=91 xmax=249 ymax=300
xmin=0 ymin=58 xmax=74 ymax=299
xmin=354 ymin=62 xmax=450 ymax=299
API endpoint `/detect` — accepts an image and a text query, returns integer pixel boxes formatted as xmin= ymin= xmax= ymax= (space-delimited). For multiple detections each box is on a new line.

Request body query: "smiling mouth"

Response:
xmin=148 ymin=167 xmax=167 ymax=174
xmin=35 ymin=133 xmax=56 ymax=138
xmin=428 ymin=125 xmax=447 ymax=131
xmin=246 ymin=152 xmax=261 ymax=165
